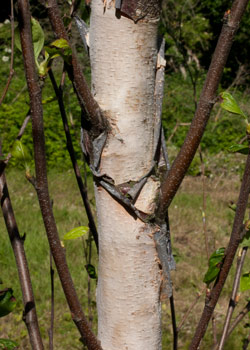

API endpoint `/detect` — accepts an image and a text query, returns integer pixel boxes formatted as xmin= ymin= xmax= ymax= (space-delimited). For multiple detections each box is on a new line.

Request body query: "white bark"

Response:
xmin=90 ymin=1 xmax=162 ymax=349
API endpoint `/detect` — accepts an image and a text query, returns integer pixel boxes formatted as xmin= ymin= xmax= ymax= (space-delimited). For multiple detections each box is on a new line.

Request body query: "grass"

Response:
xmin=1 ymin=154 xmax=250 ymax=349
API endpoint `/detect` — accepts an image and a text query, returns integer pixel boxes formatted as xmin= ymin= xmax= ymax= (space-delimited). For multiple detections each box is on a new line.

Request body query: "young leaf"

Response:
xmin=85 ymin=264 xmax=98 ymax=280
xmin=0 ymin=339 xmax=18 ymax=350
xmin=15 ymin=18 xmax=44 ymax=68
xmin=241 ymin=230 xmax=250 ymax=248
xmin=38 ymin=51 xmax=50 ymax=77
xmin=31 ymin=17 xmax=44 ymax=65
xmin=240 ymin=272 xmax=250 ymax=292
xmin=228 ymin=144 xmax=249 ymax=155
xmin=49 ymin=38 xmax=72 ymax=64
xmin=203 ymin=247 xmax=225 ymax=285
xmin=50 ymin=38 xmax=70 ymax=49
xmin=0 ymin=288 xmax=16 ymax=318
xmin=11 ymin=140 xmax=31 ymax=166
xmin=203 ymin=266 xmax=220 ymax=285
xmin=63 ymin=226 xmax=88 ymax=240
xmin=220 ymin=92 xmax=247 ymax=120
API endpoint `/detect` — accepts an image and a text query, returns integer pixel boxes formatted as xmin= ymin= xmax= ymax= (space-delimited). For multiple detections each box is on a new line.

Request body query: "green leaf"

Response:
xmin=43 ymin=47 xmax=60 ymax=59
xmin=0 ymin=339 xmax=18 ymax=350
xmin=63 ymin=226 xmax=88 ymax=240
xmin=0 ymin=289 xmax=16 ymax=317
xmin=240 ymin=272 xmax=250 ymax=292
xmin=85 ymin=264 xmax=97 ymax=280
xmin=220 ymin=92 xmax=247 ymax=120
xmin=49 ymin=38 xmax=72 ymax=64
xmin=208 ymin=247 xmax=225 ymax=267
xmin=50 ymin=38 xmax=70 ymax=49
xmin=203 ymin=266 xmax=220 ymax=285
xmin=228 ymin=203 xmax=237 ymax=212
xmin=203 ymin=247 xmax=225 ymax=285
xmin=31 ymin=18 xmax=44 ymax=65
xmin=241 ymin=230 xmax=250 ymax=248
xmin=42 ymin=95 xmax=57 ymax=105
xmin=228 ymin=144 xmax=249 ymax=155
xmin=15 ymin=18 xmax=44 ymax=67
xmin=38 ymin=51 xmax=50 ymax=76
xmin=11 ymin=141 xmax=31 ymax=168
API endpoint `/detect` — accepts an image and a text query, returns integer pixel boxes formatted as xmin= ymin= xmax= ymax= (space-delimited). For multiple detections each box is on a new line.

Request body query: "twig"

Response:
xmin=11 ymin=84 xmax=27 ymax=104
xmin=212 ymin=314 xmax=218 ymax=348
xmin=199 ymin=147 xmax=209 ymax=261
xmin=189 ymin=145 xmax=250 ymax=350
xmin=170 ymin=295 xmax=178 ymax=350
xmin=227 ymin=300 xmax=250 ymax=337
xmin=243 ymin=332 xmax=250 ymax=350
xmin=0 ymin=156 xmax=44 ymax=349
xmin=48 ymin=251 xmax=54 ymax=350
xmin=167 ymin=122 xmax=190 ymax=144
xmin=48 ymin=68 xmax=99 ymax=251
xmin=177 ymin=286 xmax=206 ymax=332
xmin=17 ymin=1 xmax=102 ymax=349
xmin=157 ymin=0 xmax=249 ymax=222
xmin=0 ymin=0 xmax=15 ymax=106
xmin=217 ymin=246 xmax=248 ymax=350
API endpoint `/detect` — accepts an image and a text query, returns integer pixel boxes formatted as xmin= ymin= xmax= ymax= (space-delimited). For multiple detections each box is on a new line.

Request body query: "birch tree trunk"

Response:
xmin=89 ymin=1 xmax=163 ymax=349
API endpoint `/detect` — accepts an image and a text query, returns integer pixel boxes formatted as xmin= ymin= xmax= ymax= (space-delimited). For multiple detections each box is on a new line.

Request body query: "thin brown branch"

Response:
xmin=0 ymin=166 xmax=44 ymax=349
xmin=189 ymin=146 xmax=250 ymax=350
xmin=199 ymin=147 xmax=210 ymax=262
xmin=48 ymin=251 xmax=54 ymax=350
xmin=0 ymin=0 xmax=15 ymax=106
xmin=177 ymin=286 xmax=205 ymax=332
xmin=227 ymin=300 xmax=250 ymax=337
xmin=243 ymin=331 xmax=250 ymax=350
xmin=48 ymin=68 xmax=99 ymax=251
xmin=217 ymin=247 xmax=248 ymax=350
xmin=167 ymin=122 xmax=190 ymax=144
xmin=157 ymin=0 xmax=249 ymax=222
xmin=17 ymin=1 xmax=102 ymax=349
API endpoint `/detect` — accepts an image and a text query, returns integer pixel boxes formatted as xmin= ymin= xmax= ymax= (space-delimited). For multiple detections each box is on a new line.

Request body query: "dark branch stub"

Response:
xmin=120 ymin=0 xmax=161 ymax=22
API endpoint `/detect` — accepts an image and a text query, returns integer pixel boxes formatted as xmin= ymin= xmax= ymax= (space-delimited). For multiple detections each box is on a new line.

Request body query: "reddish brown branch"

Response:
xmin=0 ymin=0 xmax=15 ymax=106
xmin=0 ymin=169 xmax=44 ymax=350
xmin=189 ymin=147 xmax=250 ymax=350
xmin=17 ymin=1 xmax=102 ymax=349
xmin=157 ymin=0 xmax=249 ymax=221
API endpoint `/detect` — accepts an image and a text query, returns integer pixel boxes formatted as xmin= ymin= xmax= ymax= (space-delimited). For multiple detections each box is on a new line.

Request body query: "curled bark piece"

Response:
xmin=154 ymin=223 xmax=176 ymax=299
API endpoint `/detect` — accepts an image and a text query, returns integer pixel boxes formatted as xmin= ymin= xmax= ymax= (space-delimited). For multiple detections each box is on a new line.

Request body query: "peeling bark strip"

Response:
xmin=17 ymin=1 xmax=102 ymax=349
xmin=157 ymin=0 xmax=250 ymax=222
xmin=0 ymin=172 xmax=44 ymax=350
xmin=120 ymin=0 xmax=161 ymax=22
